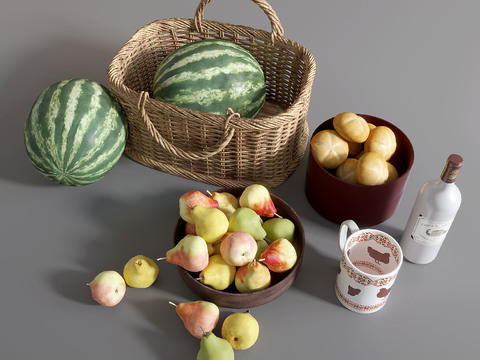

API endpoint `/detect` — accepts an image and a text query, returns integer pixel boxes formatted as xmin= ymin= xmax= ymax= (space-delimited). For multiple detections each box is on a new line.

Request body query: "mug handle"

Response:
xmin=339 ymin=220 xmax=360 ymax=253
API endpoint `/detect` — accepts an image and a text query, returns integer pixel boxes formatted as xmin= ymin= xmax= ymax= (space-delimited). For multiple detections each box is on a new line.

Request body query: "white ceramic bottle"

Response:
xmin=400 ymin=154 xmax=463 ymax=264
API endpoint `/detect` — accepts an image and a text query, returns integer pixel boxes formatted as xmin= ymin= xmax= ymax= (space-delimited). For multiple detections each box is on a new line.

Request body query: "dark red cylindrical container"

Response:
xmin=305 ymin=114 xmax=414 ymax=227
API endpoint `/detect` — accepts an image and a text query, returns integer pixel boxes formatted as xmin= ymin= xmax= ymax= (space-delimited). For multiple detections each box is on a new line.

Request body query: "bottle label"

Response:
xmin=410 ymin=215 xmax=453 ymax=246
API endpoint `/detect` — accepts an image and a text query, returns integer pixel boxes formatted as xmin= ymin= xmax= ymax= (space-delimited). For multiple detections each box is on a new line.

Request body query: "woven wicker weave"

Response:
xmin=107 ymin=0 xmax=316 ymax=188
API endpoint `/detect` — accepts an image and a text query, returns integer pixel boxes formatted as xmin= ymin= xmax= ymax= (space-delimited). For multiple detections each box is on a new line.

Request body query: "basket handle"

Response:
xmin=194 ymin=0 xmax=285 ymax=43
xmin=137 ymin=91 xmax=238 ymax=161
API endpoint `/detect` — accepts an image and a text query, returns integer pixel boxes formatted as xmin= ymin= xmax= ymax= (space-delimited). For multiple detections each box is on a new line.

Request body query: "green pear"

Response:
xmin=262 ymin=218 xmax=295 ymax=243
xmin=123 ymin=255 xmax=159 ymax=288
xmin=192 ymin=206 xmax=229 ymax=244
xmin=255 ymin=239 xmax=269 ymax=261
xmin=197 ymin=331 xmax=234 ymax=360
xmin=228 ymin=207 xmax=266 ymax=241
xmin=235 ymin=260 xmax=271 ymax=293
xmin=199 ymin=254 xmax=236 ymax=291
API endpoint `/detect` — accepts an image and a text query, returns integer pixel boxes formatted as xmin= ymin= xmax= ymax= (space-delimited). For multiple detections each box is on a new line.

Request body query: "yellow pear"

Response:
xmin=191 ymin=206 xmax=229 ymax=244
xmin=210 ymin=191 xmax=239 ymax=218
xmin=123 ymin=255 xmax=159 ymax=288
xmin=199 ymin=254 xmax=236 ymax=291
xmin=222 ymin=311 xmax=259 ymax=350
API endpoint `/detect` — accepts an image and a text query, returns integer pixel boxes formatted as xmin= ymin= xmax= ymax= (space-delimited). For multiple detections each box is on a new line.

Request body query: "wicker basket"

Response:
xmin=107 ymin=0 xmax=316 ymax=188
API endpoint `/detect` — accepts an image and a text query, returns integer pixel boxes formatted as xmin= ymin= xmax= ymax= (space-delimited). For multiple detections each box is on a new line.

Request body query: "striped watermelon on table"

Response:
xmin=24 ymin=78 xmax=128 ymax=186
xmin=153 ymin=39 xmax=266 ymax=118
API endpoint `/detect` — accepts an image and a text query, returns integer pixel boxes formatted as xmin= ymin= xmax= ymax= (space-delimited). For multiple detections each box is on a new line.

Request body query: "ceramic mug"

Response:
xmin=335 ymin=220 xmax=403 ymax=314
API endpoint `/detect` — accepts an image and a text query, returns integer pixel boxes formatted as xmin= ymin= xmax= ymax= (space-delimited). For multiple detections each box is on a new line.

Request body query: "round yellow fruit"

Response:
xmin=123 ymin=255 xmax=159 ymax=288
xmin=333 ymin=112 xmax=370 ymax=143
xmin=356 ymin=152 xmax=389 ymax=186
xmin=310 ymin=129 xmax=349 ymax=169
xmin=222 ymin=311 xmax=259 ymax=350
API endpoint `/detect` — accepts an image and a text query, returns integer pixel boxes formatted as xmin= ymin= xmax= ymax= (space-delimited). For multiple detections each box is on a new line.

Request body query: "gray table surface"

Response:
xmin=2 ymin=0 xmax=478 ymax=359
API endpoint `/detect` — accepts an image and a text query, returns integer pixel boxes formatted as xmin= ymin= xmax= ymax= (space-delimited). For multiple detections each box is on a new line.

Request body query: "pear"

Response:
xmin=228 ymin=207 xmax=266 ymax=241
xmin=180 ymin=190 xmax=219 ymax=223
xmin=235 ymin=260 xmax=271 ymax=293
xmin=255 ymin=238 xmax=269 ymax=261
xmin=222 ymin=311 xmax=259 ymax=350
xmin=262 ymin=218 xmax=295 ymax=243
xmin=239 ymin=184 xmax=277 ymax=217
xmin=160 ymin=235 xmax=209 ymax=272
xmin=220 ymin=231 xmax=258 ymax=267
xmin=199 ymin=254 xmax=236 ymax=291
xmin=170 ymin=300 xmax=220 ymax=339
xmin=260 ymin=238 xmax=297 ymax=273
xmin=123 ymin=255 xmax=159 ymax=288
xmin=192 ymin=206 xmax=229 ymax=244
xmin=209 ymin=191 xmax=239 ymax=218
xmin=87 ymin=270 xmax=126 ymax=307
xmin=197 ymin=331 xmax=234 ymax=360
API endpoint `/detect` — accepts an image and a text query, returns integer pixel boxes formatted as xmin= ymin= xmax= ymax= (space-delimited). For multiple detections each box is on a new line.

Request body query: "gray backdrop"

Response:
xmin=1 ymin=0 xmax=478 ymax=359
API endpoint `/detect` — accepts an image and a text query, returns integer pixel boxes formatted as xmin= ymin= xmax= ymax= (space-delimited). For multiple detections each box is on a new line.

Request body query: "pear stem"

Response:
xmin=136 ymin=260 xmax=143 ymax=266
xmin=258 ymin=258 xmax=265 ymax=262
xmin=157 ymin=257 xmax=166 ymax=261
xmin=206 ymin=190 xmax=213 ymax=198
xmin=274 ymin=213 xmax=283 ymax=218
xmin=185 ymin=202 xmax=193 ymax=209
xmin=196 ymin=277 xmax=204 ymax=281
xmin=168 ymin=301 xmax=177 ymax=307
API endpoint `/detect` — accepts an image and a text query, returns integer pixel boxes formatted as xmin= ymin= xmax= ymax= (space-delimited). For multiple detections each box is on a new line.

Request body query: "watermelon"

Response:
xmin=24 ymin=78 xmax=128 ymax=186
xmin=152 ymin=39 xmax=266 ymax=118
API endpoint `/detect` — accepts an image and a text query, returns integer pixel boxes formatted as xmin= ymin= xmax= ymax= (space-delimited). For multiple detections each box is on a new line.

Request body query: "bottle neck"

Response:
xmin=440 ymin=154 xmax=463 ymax=184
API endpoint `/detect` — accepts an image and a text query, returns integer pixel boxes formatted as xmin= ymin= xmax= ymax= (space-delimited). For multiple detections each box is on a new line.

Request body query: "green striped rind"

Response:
xmin=153 ymin=39 xmax=266 ymax=118
xmin=24 ymin=79 xmax=128 ymax=186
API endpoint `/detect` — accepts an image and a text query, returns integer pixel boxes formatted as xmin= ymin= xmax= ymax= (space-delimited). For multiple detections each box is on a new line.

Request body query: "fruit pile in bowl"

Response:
xmin=166 ymin=185 xmax=305 ymax=308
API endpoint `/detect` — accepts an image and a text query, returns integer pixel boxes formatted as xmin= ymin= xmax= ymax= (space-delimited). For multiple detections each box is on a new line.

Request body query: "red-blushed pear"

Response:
xmin=235 ymin=260 xmax=271 ymax=293
xmin=87 ymin=270 xmax=126 ymax=307
xmin=169 ymin=300 xmax=220 ymax=339
xmin=179 ymin=190 xmax=219 ymax=223
xmin=239 ymin=184 xmax=277 ymax=217
xmin=159 ymin=235 xmax=209 ymax=272
xmin=260 ymin=238 xmax=297 ymax=273
xmin=220 ymin=231 xmax=258 ymax=267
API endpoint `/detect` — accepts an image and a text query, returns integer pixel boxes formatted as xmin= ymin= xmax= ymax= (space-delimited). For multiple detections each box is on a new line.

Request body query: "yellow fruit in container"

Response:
xmin=364 ymin=126 xmax=397 ymax=161
xmin=386 ymin=162 xmax=399 ymax=182
xmin=336 ymin=158 xmax=359 ymax=184
xmin=333 ymin=112 xmax=370 ymax=143
xmin=356 ymin=152 xmax=389 ymax=185
xmin=310 ymin=129 xmax=349 ymax=169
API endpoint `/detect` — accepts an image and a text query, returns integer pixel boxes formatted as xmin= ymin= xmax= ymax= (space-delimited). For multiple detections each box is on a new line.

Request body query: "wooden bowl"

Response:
xmin=305 ymin=114 xmax=414 ymax=227
xmin=173 ymin=187 xmax=305 ymax=308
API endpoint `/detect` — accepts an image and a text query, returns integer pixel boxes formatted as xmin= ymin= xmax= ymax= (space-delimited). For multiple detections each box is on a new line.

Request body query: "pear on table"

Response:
xmin=220 ymin=231 xmax=258 ymax=267
xmin=197 ymin=331 xmax=234 ymax=360
xmin=170 ymin=300 xmax=220 ymax=339
xmin=160 ymin=235 xmax=209 ymax=272
xmin=198 ymin=254 xmax=236 ymax=291
xmin=260 ymin=238 xmax=297 ymax=273
xmin=192 ymin=205 xmax=229 ymax=244
xmin=87 ymin=270 xmax=126 ymax=307
xmin=235 ymin=260 xmax=271 ymax=293
xmin=239 ymin=184 xmax=277 ymax=217
xmin=228 ymin=207 xmax=266 ymax=241
xmin=222 ymin=311 xmax=259 ymax=350
xmin=180 ymin=190 xmax=219 ymax=223
xmin=123 ymin=255 xmax=159 ymax=288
